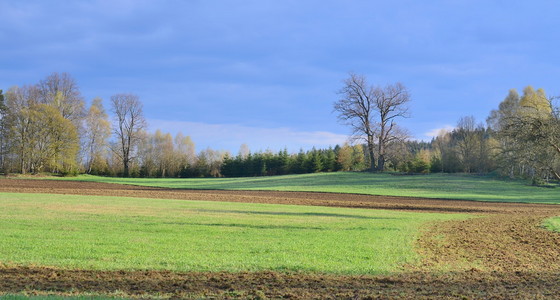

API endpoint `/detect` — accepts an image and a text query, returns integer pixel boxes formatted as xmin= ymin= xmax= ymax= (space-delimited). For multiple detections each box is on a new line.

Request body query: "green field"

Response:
xmin=52 ymin=172 xmax=560 ymax=203
xmin=0 ymin=192 xmax=469 ymax=275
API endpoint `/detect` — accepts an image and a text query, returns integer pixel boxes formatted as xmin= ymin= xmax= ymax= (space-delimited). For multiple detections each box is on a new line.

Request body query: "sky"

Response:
xmin=1 ymin=0 xmax=560 ymax=154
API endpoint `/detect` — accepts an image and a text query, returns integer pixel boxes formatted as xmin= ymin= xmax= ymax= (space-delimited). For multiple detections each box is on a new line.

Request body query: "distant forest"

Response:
xmin=0 ymin=72 xmax=559 ymax=184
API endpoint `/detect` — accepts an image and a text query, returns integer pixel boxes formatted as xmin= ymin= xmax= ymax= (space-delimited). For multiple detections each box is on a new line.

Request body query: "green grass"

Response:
xmin=50 ymin=172 xmax=560 ymax=204
xmin=543 ymin=216 xmax=560 ymax=232
xmin=0 ymin=192 xmax=469 ymax=275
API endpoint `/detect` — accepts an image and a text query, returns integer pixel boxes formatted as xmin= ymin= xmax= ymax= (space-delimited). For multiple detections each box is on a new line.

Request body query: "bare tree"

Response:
xmin=454 ymin=116 xmax=480 ymax=173
xmin=334 ymin=74 xmax=377 ymax=171
xmin=174 ymin=132 xmax=196 ymax=170
xmin=334 ymin=73 xmax=410 ymax=171
xmin=110 ymin=94 xmax=146 ymax=177
xmin=373 ymin=82 xmax=411 ymax=171
xmin=238 ymin=143 xmax=250 ymax=159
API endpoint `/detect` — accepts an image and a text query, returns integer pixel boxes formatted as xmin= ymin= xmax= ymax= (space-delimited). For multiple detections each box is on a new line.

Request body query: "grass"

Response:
xmin=543 ymin=216 xmax=560 ymax=232
xmin=0 ymin=192 xmax=469 ymax=275
xmin=48 ymin=172 xmax=560 ymax=204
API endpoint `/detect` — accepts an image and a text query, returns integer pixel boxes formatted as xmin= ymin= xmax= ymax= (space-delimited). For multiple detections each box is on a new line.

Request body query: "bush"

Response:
xmin=60 ymin=168 xmax=79 ymax=177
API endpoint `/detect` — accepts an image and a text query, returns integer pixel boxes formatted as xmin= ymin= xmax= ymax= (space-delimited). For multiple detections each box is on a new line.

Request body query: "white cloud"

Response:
xmin=424 ymin=125 xmax=455 ymax=138
xmin=148 ymin=119 xmax=348 ymax=154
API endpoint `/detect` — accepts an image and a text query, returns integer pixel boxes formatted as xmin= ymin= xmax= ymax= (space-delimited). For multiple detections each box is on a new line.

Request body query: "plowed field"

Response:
xmin=2 ymin=178 xmax=560 ymax=299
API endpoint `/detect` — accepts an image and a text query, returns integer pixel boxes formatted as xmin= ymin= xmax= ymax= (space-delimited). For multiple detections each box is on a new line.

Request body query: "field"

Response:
xmin=54 ymin=172 xmax=560 ymax=203
xmin=1 ymin=176 xmax=560 ymax=298
xmin=0 ymin=192 xmax=469 ymax=274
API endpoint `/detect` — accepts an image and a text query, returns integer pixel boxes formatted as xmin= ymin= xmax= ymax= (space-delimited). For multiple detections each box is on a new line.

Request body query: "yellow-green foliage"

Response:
xmin=519 ymin=86 xmax=552 ymax=114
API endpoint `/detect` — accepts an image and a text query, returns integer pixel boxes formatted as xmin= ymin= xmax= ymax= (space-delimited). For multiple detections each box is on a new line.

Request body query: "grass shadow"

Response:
xmin=194 ymin=209 xmax=397 ymax=220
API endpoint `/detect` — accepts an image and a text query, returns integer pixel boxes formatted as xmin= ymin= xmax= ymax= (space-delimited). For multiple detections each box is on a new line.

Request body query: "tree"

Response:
xmin=37 ymin=72 xmax=85 ymax=124
xmin=195 ymin=148 xmax=226 ymax=177
xmin=336 ymin=144 xmax=353 ymax=171
xmin=519 ymin=86 xmax=551 ymax=114
xmin=238 ymin=143 xmax=250 ymax=159
xmin=487 ymin=89 xmax=521 ymax=177
xmin=308 ymin=148 xmax=323 ymax=173
xmin=454 ymin=116 xmax=479 ymax=173
xmin=373 ymin=82 xmax=411 ymax=171
xmin=334 ymin=73 xmax=410 ymax=171
xmin=155 ymin=131 xmax=174 ymax=177
xmin=84 ymin=98 xmax=111 ymax=174
xmin=174 ymin=132 xmax=196 ymax=176
xmin=110 ymin=94 xmax=146 ymax=177
xmin=30 ymin=104 xmax=79 ymax=174
xmin=323 ymin=147 xmax=337 ymax=172
xmin=488 ymin=89 xmax=521 ymax=131
xmin=351 ymin=145 xmax=366 ymax=171
xmin=4 ymin=85 xmax=79 ymax=174
xmin=4 ymin=85 xmax=41 ymax=173
xmin=0 ymin=89 xmax=6 ymax=171
xmin=490 ymin=86 xmax=560 ymax=181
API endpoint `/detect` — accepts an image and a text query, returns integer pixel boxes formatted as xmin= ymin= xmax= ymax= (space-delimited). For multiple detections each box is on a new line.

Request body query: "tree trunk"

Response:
xmin=123 ymin=160 xmax=130 ymax=177
xmin=377 ymin=136 xmax=385 ymax=172
xmin=377 ymin=154 xmax=385 ymax=172
xmin=20 ymin=144 xmax=26 ymax=174
xmin=367 ymin=135 xmax=376 ymax=172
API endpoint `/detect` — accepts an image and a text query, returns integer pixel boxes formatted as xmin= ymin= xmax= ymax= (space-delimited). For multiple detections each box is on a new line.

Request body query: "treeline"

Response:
xmin=0 ymin=73 xmax=83 ymax=175
xmin=0 ymin=73 xmax=367 ymax=178
xmin=221 ymin=145 xmax=367 ymax=177
xmin=389 ymin=122 xmax=495 ymax=174
xmin=0 ymin=73 xmax=558 ymax=182
xmin=388 ymin=86 xmax=560 ymax=184
xmin=0 ymin=72 xmax=231 ymax=178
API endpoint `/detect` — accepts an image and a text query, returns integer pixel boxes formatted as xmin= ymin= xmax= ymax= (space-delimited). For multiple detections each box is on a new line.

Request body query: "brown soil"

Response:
xmin=1 ymin=178 xmax=557 ymax=214
xmin=1 ymin=178 xmax=560 ymax=299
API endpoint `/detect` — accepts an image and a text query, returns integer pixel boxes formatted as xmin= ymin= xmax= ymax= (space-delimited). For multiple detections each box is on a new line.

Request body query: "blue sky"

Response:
xmin=1 ymin=0 xmax=559 ymax=154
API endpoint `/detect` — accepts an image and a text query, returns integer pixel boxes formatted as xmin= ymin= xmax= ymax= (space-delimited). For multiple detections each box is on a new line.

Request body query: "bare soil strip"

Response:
xmin=1 ymin=178 xmax=557 ymax=214
xmin=2 ymin=266 xmax=560 ymax=299
xmin=2 ymin=178 xmax=560 ymax=299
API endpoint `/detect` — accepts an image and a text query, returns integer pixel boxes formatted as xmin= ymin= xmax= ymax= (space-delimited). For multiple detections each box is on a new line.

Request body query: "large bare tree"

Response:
xmin=334 ymin=73 xmax=410 ymax=171
xmin=111 ymin=94 xmax=146 ymax=177
xmin=373 ymin=81 xmax=411 ymax=171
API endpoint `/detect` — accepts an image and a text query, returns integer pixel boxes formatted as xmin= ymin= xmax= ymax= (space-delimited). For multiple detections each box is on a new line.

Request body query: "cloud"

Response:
xmin=148 ymin=119 xmax=348 ymax=154
xmin=424 ymin=125 xmax=455 ymax=138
